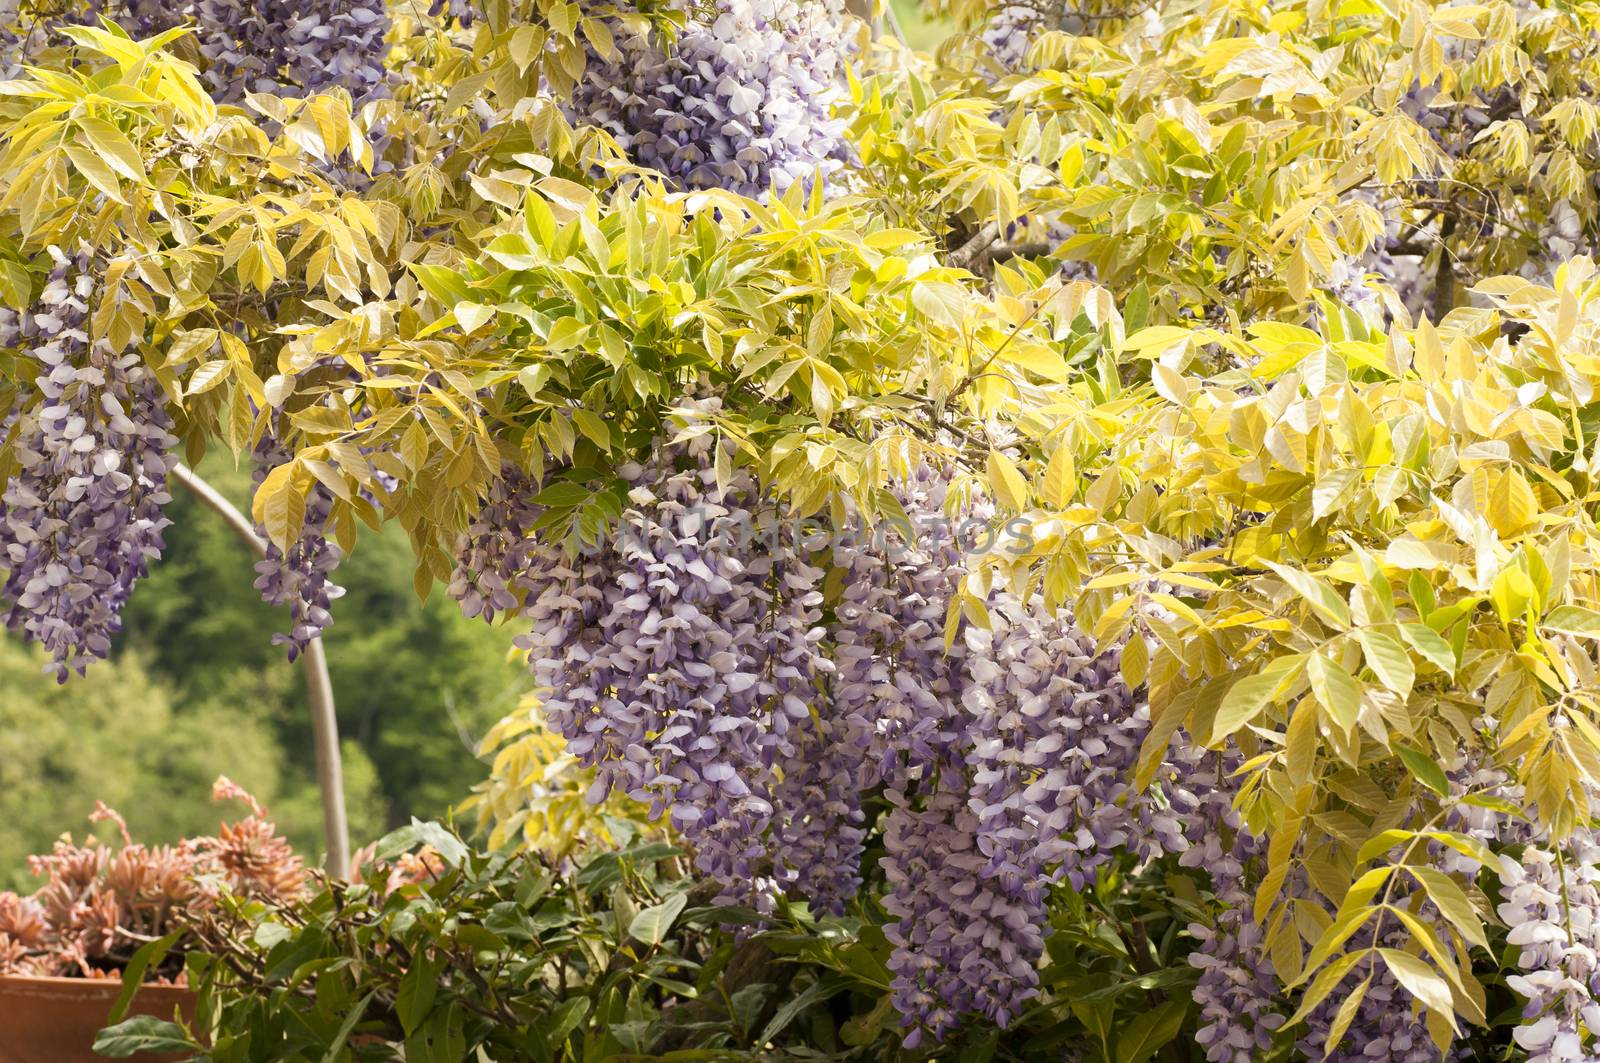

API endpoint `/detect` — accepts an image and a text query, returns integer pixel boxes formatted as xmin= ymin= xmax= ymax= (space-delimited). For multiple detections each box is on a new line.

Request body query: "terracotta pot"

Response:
xmin=0 ymin=975 xmax=195 ymax=1063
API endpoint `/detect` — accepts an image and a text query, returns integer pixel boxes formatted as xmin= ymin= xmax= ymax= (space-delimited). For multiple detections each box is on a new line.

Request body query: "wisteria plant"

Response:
xmin=6 ymin=0 xmax=1600 ymax=1060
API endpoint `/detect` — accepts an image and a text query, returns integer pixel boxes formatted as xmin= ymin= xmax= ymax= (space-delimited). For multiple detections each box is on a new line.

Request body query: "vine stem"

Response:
xmin=171 ymin=462 xmax=350 ymax=878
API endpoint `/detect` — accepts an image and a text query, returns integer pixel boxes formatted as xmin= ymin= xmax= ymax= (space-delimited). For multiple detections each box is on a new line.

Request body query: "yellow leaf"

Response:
xmin=78 ymin=117 xmax=145 ymax=183
xmin=1121 ymin=325 xmax=1193 ymax=353
xmin=1377 ymin=950 xmax=1458 ymax=1032
xmin=185 ymin=359 xmax=233 ymax=398
xmin=1486 ymin=468 xmax=1536 ymax=538
xmin=62 ymin=142 xmax=125 ymax=204
xmin=1041 ymin=444 xmax=1076 ymax=508
xmin=1307 ymin=652 xmax=1360 ymax=733
xmin=1491 ymin=565 xmax=1534 ymax=625
xmin=987 ymin=450 xmax=1029 ymax=511
xmin=1002 ymin=342 xmax=1069 ymax=382
xmin=1355 ymin=629 xmax=1414 ymax=699
xmin=1152 ymin=362 xmax=1191 ymax=406
xmin=455 ymin=302 xmax=496 ymax=334
xmin=252 ymin=461 xmax=306 ymax=553
xmin=1120 ymin=632 xmax=1148 ymax=690
xmin=1285 ymin=700 xmax=1318 ymax=786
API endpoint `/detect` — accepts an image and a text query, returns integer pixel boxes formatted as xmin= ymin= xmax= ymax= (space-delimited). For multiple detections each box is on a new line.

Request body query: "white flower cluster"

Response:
xmin=1500 ymin=833 xmax=1600 ymax=1063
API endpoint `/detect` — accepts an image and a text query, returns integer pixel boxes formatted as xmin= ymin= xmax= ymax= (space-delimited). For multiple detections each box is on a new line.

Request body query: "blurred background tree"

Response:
xmin=0 ymin=453 xmax=532 ymax=883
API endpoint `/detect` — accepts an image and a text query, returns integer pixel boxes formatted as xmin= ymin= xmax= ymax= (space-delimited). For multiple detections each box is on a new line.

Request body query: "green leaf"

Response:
xmin=1356 ymin=629 xmax=1414 ymax=698
xmin=373 ymin=819 xmax=467 ymax=867
xmin=109 ymin=931 xmax=184 ymax=1024
xmin=1377 ymin=949 xmax=1457 ymax=1029
xmin=410 ymin=262 xmax=473 ymax=306
xmin=1113 ymin=999 xmax=1187 ymax=1063
xmin=757 ymin=975 xmax=849 ymax=1046
xmin=1399 ymin=622 xmax=1456 ymax=674
xmin=1544 ymin=604 xmax=1600 ymax=637
xmin=531 ymin=482 xmax=591 ymax=508
xmin=410 ymin=820 xmax=469 ymax=866
xmin=397 ymin=956 xmax=441 ymax=1034
xmin=1264 ymin=562 xmax=1351 ymax=629
xmin=572 ymin=408 xmax=611 ymax=451
xmin=1395 ymin=743 xmax=1449 ymax=798
xmin=628 ymin=891 xmax=688 ymax=945
xmin=93 ymin=1017 xmax=196 ymax=1057
xmin=319 ymin=991 xmax=375 ymax=1063
xmin=253 ymin=921 xmax=291 ymax=949
xmin=1307 ymin=652 xmax=1361 ymax=733
xmin=534 ymin=996 xmax=591 ymax=1048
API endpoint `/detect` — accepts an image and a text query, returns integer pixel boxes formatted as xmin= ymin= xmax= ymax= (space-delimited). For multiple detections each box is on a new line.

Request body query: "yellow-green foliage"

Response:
xmin=958 ymin=258 xmax=1600 ymax=1037
xmin=862 ymin=0 xmax=1600 ymax=319
xmin=464 ymin=690 xmax=663 ymax=860
xmin=7 ymin=0 xmax=1600 ymax=1046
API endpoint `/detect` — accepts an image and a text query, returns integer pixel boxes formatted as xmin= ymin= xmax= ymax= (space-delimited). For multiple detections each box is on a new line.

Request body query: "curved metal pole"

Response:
xmin=170 ymin=462 xmax=350 ymax=877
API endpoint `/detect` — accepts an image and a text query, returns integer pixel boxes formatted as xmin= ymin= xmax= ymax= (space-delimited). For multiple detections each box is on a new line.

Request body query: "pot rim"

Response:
xmin=0 ymin=973 xmax=192 ymax=995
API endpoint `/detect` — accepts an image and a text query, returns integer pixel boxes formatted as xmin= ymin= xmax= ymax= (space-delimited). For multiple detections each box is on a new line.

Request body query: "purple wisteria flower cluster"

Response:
xmin=442 ymin=400 xmax=1600 ymax=1058
xmin=249 ymin=435 xmax=345 ymax=661
xmin=190 ymin=0 xmax=392 ymax=105
xmin=448 ymin=407 xmax=1182 ymax=1043
xmin=1327 ymin=187 xmax=1428 ymax=325
xmin=498 ymin=401 xmax=829 ymax=912
xmin=878 ymin=590 xmax=1171 ymax=1042
xmin=1430 ymin=765 xmax=1600 ymax=1062
xmin=1296 ymin=924 xmax=1452 ymax=1063
xmin=0 ymin=246 xmax=176 ymax=681
xmin=1169 ymin=741 xmax=1285 ymax=1062
xmin=563 ymin=0 xmax=853 ymax=198
xmin=980 ymin=4 xmax=1045 ymax=70
xmin=0 ymin=0 xmax=390 ymax=105
xmin=448 ymin=460 xmax=546 ymax=626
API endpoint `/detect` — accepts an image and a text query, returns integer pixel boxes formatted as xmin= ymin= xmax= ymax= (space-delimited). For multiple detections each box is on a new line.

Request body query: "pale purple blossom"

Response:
xmin=565 ymin=0 xmax=853 ymax=198
xmin=0 ymin=246 xmax=176 ymax=680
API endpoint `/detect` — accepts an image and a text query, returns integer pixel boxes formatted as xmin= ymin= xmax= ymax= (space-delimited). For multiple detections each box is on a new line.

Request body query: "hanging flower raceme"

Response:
xmin=448 ymin=459 xmax=547 ymax=625
xmin=564 ymin=0 xmax=854 ymax=198
xmin=456 ymin=436 xmax=1174 ymax=1044
xmin=0 ymin=247 xmax=176 ymax=681
xmin=880 ymin=592 xmax=1165 ymax=1041
xmin=249 ymin=435 xmax=345 ymax=661
xmin=1498 ymin=830 xmax=1600 ymax=1063
xmin=512 ymin=401 xmax=829 ymax=911
xmin=191 ymin=0 xmax=392 ymax=104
